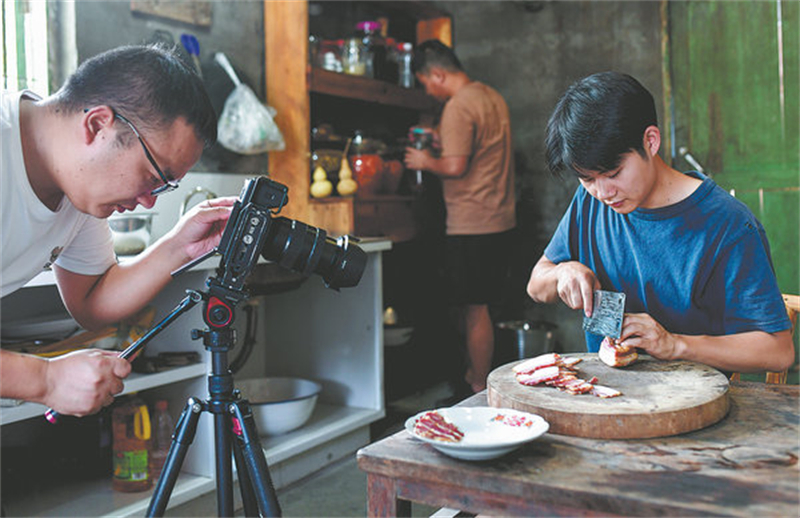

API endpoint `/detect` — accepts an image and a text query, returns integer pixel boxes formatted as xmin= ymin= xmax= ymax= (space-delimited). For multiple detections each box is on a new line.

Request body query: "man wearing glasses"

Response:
xmin=1 ymin=45 xmax=236 ymax=416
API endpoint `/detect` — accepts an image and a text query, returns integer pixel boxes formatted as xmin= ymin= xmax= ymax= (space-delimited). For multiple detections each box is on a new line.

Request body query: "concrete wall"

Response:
xmin=67 ymin=0 xmax=664 ymax=354
xmin=72 ymin=0 xmax=268 ymax=174
xmin=435 ymin=1 xmax=664 ymax=352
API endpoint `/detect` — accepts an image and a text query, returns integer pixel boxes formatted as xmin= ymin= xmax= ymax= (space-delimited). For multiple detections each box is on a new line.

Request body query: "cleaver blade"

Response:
xmin=582 ymin=290 xmax=626 ymax=339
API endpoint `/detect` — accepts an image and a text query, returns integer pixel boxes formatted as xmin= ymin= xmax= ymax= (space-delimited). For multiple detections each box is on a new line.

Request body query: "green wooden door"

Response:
xmin=667 ymin=0 xmax=799 ymax=299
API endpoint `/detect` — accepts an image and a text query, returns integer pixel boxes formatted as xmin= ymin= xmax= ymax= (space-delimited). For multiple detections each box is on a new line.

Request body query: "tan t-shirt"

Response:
xmin=438 ymin=81 xmax=515 ymax=235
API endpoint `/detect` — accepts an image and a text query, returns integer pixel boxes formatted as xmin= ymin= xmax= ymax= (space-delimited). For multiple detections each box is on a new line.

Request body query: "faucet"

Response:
xmin=180 ymin=186 xmax=218 ymax=215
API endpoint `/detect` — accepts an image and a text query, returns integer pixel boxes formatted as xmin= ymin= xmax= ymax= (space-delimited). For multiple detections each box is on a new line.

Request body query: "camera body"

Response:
xmin=210 ymin=176 xmax=367 ymax=304
xmin=214 ymin=177 xmax=288 ymax=294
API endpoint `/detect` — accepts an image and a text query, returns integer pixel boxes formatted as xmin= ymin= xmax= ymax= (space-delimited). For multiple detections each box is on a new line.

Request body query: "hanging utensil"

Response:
xmin=180 ymin=33 xmax=202 ymax=77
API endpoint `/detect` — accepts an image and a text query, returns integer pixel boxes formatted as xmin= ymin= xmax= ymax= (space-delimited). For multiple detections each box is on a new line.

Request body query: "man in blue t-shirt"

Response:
xmin=527 ymin=72 xmax=793 ymax=374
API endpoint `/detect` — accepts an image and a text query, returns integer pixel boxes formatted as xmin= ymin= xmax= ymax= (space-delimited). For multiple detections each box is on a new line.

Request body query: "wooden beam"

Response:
xmin=265 ymin=1 xmax=311 ymax=222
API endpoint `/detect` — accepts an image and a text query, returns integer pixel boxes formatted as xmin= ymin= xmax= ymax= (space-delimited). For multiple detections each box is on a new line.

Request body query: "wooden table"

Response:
xmin=357 ymin=382 xmax=799 ymax=517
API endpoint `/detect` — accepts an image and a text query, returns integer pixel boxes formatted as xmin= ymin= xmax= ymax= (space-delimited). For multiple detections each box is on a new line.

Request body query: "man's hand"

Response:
xmin=404 ymin=147 xmax=431 ymax=171
xmin=553 ymin=261 xmax=601 ymax=316
xmin=528 ymin=255 xmax=601 ymax=315
xmin=162 ymin=196 xmax=237 ymax=262
xmin=43 ymin=349 xmax=132 ymax=416
xmin=619 ymin=313 xmax=680 ymax=360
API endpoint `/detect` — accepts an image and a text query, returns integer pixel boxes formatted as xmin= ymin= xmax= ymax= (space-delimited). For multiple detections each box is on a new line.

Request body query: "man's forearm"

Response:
xmin=527 ymin=256 xmax=561 ymax=303
xmin=0 ymin=349 xmax=48 ymax=402
xmin=423 ymin=154 xmax=468 ymax=178
xmin=55 ymin=239 xmax=184 ymax=329
xmin=674 ymin=330 xmax=794 ymax=373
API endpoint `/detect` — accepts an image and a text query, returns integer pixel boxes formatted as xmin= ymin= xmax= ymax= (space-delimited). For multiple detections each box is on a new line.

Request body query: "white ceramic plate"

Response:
xmin=405 ymin=407 xmax=549 ymax=461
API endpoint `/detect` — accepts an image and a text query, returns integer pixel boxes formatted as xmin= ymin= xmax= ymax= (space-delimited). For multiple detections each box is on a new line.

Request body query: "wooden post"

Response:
xmin=265 ymin=1 xmax=310 ymax=223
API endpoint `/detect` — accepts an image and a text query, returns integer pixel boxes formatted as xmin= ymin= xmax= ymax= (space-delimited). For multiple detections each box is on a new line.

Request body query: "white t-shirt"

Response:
xmin=1 ymin=90 xmax=115 ymax=297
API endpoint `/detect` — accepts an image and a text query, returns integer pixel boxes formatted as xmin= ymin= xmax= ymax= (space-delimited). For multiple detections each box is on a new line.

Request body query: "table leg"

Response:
xmin=367 ymin=473 xmax=412 ymax=517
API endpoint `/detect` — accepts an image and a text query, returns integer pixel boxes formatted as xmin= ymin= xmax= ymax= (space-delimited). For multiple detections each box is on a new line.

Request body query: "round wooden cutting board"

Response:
xmin=487 ymin=354 xmax=730 ymax=439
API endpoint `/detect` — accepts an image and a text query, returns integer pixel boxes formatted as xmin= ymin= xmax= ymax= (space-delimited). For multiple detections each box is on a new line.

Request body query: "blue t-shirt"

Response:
xmin=544 ymin=171 xmax=791 ymax=352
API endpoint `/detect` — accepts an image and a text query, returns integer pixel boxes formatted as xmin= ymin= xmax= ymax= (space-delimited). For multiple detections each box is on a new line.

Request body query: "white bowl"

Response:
xmin=236 ymin=377 xmax=322 ymax=436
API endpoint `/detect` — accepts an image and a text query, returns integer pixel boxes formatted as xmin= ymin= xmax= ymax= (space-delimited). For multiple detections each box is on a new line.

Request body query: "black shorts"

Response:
xmin=444 ymin=229 xmax=514 ymax=306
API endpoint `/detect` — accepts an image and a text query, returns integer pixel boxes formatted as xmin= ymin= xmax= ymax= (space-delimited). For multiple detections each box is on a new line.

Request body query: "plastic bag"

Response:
xmin=215 ymin=52 xmax=285 ymax=154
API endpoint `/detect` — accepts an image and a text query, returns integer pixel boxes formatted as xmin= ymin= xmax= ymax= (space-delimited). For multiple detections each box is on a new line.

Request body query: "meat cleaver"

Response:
xmin=582 ymin=290 xmax=626 ymax=339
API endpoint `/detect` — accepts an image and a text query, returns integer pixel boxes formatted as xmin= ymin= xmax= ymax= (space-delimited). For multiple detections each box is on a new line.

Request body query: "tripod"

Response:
xmin=144 ymin=284 xmax=281 ymax=517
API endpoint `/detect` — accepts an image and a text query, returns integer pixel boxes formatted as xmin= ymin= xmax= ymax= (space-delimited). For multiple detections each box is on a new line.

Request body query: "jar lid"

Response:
xmin=350 ymin=130 xmax=386 ymax=154
xmin=356 ymin=20 xmax=381 ymax=32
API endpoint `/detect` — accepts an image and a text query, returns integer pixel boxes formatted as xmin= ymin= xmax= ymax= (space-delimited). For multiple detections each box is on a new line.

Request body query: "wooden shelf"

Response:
xmin=305 ymin=195 xmax=417 ymax=242
xmin=310 ymin=68 xmax=436 ymax=111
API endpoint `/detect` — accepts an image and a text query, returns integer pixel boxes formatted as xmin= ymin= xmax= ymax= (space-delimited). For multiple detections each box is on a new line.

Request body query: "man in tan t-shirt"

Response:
xmin=405 ymin=40 xmax=516 ymax=393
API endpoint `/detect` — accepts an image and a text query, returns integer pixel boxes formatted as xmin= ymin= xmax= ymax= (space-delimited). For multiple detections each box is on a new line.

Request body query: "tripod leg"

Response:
xmin=214 ymin=411 xmax=235 ymax=517
xmin=230 ymin=400 xmax=282 ymax=516
xmin=232 ymin=435 xmax=260 ymax=517
xmin=146 ymin=398 xmax=204 ymax=517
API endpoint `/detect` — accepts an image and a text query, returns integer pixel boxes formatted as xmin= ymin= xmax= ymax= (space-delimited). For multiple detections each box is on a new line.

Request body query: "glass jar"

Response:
xmin=396 ymin=42 xmax=414 ymax=88
xmin=355 ymin=20 xmax=387 ymax=80
xmin=341 ymin=37 xmax=366 ymax=76
xmin=319 ymin=39 xmax=343 ymax=72
xmin=349 ymin=130 xmax=385 ymax=196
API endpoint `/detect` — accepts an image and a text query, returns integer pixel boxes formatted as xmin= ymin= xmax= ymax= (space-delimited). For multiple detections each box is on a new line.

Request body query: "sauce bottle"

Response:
xmin=355 ymin=21 xmax=387 ymax=80
xmin=112 ymin=395 xmax=152 ymax=492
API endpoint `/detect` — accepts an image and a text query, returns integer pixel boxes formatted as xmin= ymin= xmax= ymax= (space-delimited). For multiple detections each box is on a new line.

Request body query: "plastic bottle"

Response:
xmin=396 ymin=42 xmax=414 ymax=88
xmin=150 ymin=400 xmax=174 ymax=482
xmin=112 ymin=395 xmax=152 ymax=492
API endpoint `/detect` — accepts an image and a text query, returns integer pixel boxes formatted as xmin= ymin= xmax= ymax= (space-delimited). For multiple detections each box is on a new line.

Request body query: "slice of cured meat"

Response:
xmin=591 ymin=384 xmax=623 ymax=398
xmin=512 ymin=353 xmax=560 ymax=374
xmin=516 ymin=365 xmax=561 ymax=386
xmin=598 ymin=336 xmax=638 ymax=368
xmin=513 ymin=352 xmax=623 ymax=398
xmin=413 ymin=411 xmax=464 ymax=442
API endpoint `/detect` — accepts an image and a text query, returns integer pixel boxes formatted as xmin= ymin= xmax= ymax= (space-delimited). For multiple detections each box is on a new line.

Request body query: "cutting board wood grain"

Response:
xmin=487 ymin=354 xmax=730 ymax=439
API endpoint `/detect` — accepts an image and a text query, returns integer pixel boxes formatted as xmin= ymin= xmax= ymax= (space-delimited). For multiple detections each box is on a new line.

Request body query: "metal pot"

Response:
xmin=496 ymin=320 xmax=557 ymax=360
xmin=108 ymin=214 xmax=154 ymax=256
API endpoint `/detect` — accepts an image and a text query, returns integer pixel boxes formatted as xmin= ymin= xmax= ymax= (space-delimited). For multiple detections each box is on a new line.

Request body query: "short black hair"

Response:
xmin=545 ymin=71 xmax=657 ymax=177
xmin=52 ymin=44 xmax=217 ymax=148
xmin=413 ymin=40 xmax=463 ymax=75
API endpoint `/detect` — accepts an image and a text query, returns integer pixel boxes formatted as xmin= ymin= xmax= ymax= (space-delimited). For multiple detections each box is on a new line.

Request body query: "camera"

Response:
xmin=213 ymin=177 xmax=366 ymax=295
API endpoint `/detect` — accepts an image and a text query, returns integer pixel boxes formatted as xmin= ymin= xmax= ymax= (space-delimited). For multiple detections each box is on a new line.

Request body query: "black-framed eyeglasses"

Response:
xmin=84 ymin=108 xmax=179 ymax=196
xmin=113 ymin=112 xmax=180 ymax=196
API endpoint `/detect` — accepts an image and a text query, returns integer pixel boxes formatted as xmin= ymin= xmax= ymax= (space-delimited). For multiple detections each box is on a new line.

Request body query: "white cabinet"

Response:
xmin=1 ymin=210 xmax=389 ymax=516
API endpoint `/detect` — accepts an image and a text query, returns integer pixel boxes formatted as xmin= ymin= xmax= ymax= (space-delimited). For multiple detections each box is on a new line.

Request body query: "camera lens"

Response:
xmin=260 ymin=217 xmax=367 ymax=289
